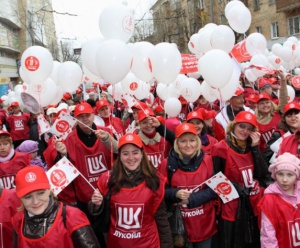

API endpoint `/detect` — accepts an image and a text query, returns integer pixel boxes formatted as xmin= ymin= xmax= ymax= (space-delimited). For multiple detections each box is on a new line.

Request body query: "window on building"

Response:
xmin=288 ymin=16 xmax=300 ymax=35
xmin=269 ymin=0 xmax=275 ymax=5
xmin=199 ymin=0 xmax=204 ymax=10
xmin=254 ymin=0 xmax=260 ymax=11
xmin=255 ymin=26 xmax=262 ymax=33
xmin=271 ymin=22 xmax=279 ymax=39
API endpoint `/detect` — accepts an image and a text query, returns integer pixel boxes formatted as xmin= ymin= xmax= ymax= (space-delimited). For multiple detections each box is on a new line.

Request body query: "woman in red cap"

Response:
xmin=90 ymin=133 xmax=173 ymax=248
xmin=0 ymin=184 xmax=21 ymax=247
xmin=12 ymin=166 xmax=100 ymax=247
xmin=160 ymin=123 xmax=217 ymax=247
xmin=186 ymin=111 xmax=218 ymax=155
xmin=137 ymin=108 xmax=171 ymax=170
xmin=211 ymin=111 xmax=269 ymax=248
xmin=263 ymin=102 xmax=300 ymax=166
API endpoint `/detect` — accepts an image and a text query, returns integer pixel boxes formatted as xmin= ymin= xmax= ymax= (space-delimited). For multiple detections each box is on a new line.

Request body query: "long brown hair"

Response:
xmin=108 ymin=149 xmax=160 ymax=194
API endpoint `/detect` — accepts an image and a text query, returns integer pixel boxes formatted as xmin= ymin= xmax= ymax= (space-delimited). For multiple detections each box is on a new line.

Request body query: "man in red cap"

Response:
xmin=213 ymin=87 xmax=254 ymax=141
xmin=96 ymin=99 xmax=125 ymax=140
xmin=125 ymin=102 xmax=148 ymax=134
xmin=245 ymin=93 xmax=259 ymax=111
xmin=6 ymin=102 xmax=31 ymax=147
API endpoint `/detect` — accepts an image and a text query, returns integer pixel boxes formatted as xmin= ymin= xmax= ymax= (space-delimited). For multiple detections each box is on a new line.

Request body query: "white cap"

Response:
xmin=46 ymin=107 xmax=57 ymax=116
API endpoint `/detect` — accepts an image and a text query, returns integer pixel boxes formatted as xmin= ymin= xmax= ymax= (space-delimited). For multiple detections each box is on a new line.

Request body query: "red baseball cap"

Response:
xmin=233 ymin=87 xmax=244 ymax=97
xmin=74 ymin=103 xmax=93 ymax=117
xmin=284 ymin=102 xmax=300 ymax=114
xmin=0 ymin=130 xmax=11 ymax=137
xmin=96 ymin=99 xmax=110 ymax=111
xmin=132 ymin=102 xmax=148 ymax=110
xmin=234 ymin=111 xmax=257 ymax=127
xmin=10 ymin=102 xmax=19 ymax=107
xmin=257 ymin=92 xmax=271 ymax=102
xmin=246 ymin=93 xmax=259 ymax=103
xmin=154 ymin=105 xmax=165 ymax=113
xmin=76 ymin=89 xmax=82 ymax=94
xmin=187 ymin=111 xmax=204 ymax=122
xmin=138 ymin=108 xmax=155 ymax=121
xmin=259 ymin=78 xmax=272 ymax=89
xmin=118 ymin=133 xmax=143 ymax=149
xmin=62 ymin=92 xmax=72 ymax=101
xmin=15 ymin=166 xmax=50 ymax=198
xmin=175 ymin=123 xmax=197 ymax=138
xmin=156 ymin=116 xmax=165 ymax=125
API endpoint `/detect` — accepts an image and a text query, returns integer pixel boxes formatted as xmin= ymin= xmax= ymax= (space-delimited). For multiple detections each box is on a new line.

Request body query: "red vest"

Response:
xmin=257 ymin=112 xmax=281 ymax=152
xmin=211 ymin=140 xmax=264 ymax=221
xmin=143 ymin=137 xmax=171 ymax=170
xmin=278 ymin=135 xmax=299 ymax=158
xmin=0 ymin=152 xmax=30 ymax=189
xmin=202 ymin=135 xmax=218 ymax=155
xmin=12 ymin=202 xmax=90 ymax=248
xmin=105 ymin=116 xmax=125 ymax=140
xmin=6 ymin=114 xmax=30 ymax=141
xmin=63 ymin=130 xmax=112 ymax=203
xmin=258 ymin=194 xmax=300 ymax=248
xmin=97 ymin=172 xmax=165 ymax=248
xmin=171 ymin=155 xmax=217 ymax=242
xmin=0 ymin=189 xmax=21 ymax=248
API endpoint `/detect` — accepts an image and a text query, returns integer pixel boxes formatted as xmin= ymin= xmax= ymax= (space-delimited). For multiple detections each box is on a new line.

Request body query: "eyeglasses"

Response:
xmin=238 ymin=123 xmax=254 ymax=131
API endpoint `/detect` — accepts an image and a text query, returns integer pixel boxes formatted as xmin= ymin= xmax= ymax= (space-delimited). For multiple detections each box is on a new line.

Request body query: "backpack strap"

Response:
xmin=62 ymin=203 xmax=67 ymax=228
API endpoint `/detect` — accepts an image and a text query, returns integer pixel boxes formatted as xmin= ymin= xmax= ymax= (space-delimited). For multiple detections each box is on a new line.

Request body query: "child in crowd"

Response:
xmin=258 ymin=152 xmax=300 ymax=248
xmin=16 ymin=140 xmax=46 ymax=170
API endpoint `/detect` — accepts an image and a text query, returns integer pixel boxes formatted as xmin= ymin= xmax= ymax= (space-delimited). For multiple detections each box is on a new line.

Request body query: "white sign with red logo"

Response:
xmin=49 ymin=111 xmax=77 ymax=140
xmin=205 ymin=172 xmax=239 ymax=203
xmin=46 ymin=157 xmax=79 ymax=195
xmin=37 ymin=114 xmax=50 ymax=136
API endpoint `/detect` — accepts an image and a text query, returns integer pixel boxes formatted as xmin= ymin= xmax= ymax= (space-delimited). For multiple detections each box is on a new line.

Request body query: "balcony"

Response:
xmin=276 ymin=0 xmax=300 ymax=12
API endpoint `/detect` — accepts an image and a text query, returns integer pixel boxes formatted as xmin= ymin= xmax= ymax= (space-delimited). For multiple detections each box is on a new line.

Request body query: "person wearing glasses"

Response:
xmin=211 ymin=111 xmax=269 ymax=248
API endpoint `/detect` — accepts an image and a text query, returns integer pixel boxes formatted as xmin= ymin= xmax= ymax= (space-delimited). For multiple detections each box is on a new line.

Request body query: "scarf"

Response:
xmin=122 ymin=165 xmax=141 ymax=180
xmin=200 ymin=133 xmax=209 ymax=146
xmin=0 ymin=148 xmax=15 ymax=163
xmin=229 ymin=132 xmax=247 ymax=153
xmin=142 ymin=131 xmax=157 ymax=139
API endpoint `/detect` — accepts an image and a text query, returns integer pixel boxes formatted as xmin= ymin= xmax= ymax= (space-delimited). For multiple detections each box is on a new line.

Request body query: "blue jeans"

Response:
xmin=188 ymin=237 xmax=212 ymax=248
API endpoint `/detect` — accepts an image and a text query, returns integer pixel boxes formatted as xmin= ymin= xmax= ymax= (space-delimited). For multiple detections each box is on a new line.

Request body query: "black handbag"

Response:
xmin=92 ymin=191 xmax=111 ymax=233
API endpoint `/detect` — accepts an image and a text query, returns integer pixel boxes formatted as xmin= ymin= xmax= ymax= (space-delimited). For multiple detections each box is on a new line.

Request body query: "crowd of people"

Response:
xmin=1 ymin=70 xmax=300 ymax=248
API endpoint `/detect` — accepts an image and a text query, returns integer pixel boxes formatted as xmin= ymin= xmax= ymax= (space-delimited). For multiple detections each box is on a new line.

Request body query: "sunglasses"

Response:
xmin=238 ymin=123 xmax=254 ymax=132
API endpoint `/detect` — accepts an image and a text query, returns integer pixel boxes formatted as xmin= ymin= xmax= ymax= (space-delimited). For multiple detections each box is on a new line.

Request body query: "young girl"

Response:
xmin=258 ymin=152 xmax=300 ymax=248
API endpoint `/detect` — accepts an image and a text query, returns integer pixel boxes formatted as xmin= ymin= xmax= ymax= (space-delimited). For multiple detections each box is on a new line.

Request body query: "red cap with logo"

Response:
xmin=175 ymin=123 xmax=197 ymax=138
xmin=118 ymin=133 xmax=143 ymax=149
xmin=0 ymin=130 xmax=11 ymax=137
xmin=10 ymin=102 xmax=19 ymax=107
xmin=246 ymin=93 xmax=259 ymax=103
xmin=234 ymin=111 xmax=257 ymax=127
xmin=138 ymin=108 xmax=155 ymax=121
xmin=96 ymin=99 xmax=110 ymax=111
xmin=257 ymin=92 xmax=271 ymax=102
xmin=187 ymin=111 xmax=204 ymax=121
xmin=233 ymin=87 xmax=244 ymax=97
xmin=284 ymin=102 xmax=300 ymax=114
xmin=74 ymin=103 xmax=93 ymax=117
xmin=259 ymin=78 xmax=272 ymax=89
xmin=15 ymin=166 xmax=50 ymax=198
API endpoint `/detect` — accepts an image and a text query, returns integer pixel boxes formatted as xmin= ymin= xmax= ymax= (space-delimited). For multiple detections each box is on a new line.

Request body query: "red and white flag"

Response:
xmin=49 ymin=111 xmax=77 ymax=140
xmin=46 ymin=157 xmax=79 ymax=195
xmin=37 ymin=114 xmax=50 ymax=136
xmin=205 ymin=172 xmax=239 ymax=203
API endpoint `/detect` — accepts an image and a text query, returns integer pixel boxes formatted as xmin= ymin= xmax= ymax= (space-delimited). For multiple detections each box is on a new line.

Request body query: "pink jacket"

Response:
xmin=260 ymin=180 xmax=300 ymax=248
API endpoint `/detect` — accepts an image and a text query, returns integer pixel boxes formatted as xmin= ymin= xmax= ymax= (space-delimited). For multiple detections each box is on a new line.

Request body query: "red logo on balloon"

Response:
xmin=130 ymin=82 xmax=138 ymax=91
xmin=25 ymin=56 xmax=40 ymax=71
xmin=292 ymin=76 xmax=300 ymax=89
xmin=216 ymin=182 xmax=232 ymax=195
xmin=275 ymin=58 xmax=281 ymax=64
xmin=56 ymin=120 xmax=70 ymax=133
xmin=50 ymin=169 xmax=67 ymax=187
xmin=190 ymin=42 xmax=194 ymax=48
xmin=148 ymin=59 xmax=152 ymax=72
xmin=123 ymin=16 xmax=133 ymax=34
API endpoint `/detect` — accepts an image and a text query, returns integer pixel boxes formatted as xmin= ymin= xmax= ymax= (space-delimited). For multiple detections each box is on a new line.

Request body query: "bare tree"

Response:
xmin=60 ymin=40 xmax=80 ymax=64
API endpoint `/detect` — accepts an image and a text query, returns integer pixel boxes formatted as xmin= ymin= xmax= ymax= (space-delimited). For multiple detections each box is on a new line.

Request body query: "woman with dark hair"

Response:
xmin=263 ymin=101 xmax=300 ymax=166
xmin=91 ymin=133 xmax=172 ymax=248
xmin=211 ymin=111 xmax=269 ymax=248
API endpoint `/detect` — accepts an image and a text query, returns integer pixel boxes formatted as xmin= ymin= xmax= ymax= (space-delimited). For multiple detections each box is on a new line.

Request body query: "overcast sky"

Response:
xmin=51 ymin=0 xmax=154 ymax=46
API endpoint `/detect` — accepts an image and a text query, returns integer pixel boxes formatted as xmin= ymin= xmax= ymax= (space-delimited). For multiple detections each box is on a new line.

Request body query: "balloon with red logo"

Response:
xmin=121 ymin=72 xmax=140 ymax=95
xmin=21 ymin=46 xmax=53 ymax=84
xmin=181 ymin=78 xmax=201 ymax=103
xmin=99 ymin=4 xmax=134 ymax=43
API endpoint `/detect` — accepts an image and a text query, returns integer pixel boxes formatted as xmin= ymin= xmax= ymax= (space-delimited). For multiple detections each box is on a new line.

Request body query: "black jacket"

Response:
xmin=13 ymin=195 xmax=100 ymax=248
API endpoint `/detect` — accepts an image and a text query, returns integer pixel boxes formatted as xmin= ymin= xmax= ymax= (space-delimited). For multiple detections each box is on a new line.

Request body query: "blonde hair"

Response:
xmin=255 ymin=100 xmax=278 ymax=121
xmin=174 ymin=134 xmax=201 ymax=160
xmin=226 ymin=121 xmax=258 ymax=135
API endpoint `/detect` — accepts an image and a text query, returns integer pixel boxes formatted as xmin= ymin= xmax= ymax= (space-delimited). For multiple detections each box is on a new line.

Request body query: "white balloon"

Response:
xmin=7 ymin=91 xmax=15 ymax=98
xmin=156 ymin=83 xmax=180 ymax=101
xmin=271 ymin=43 xmax=283 ymax=57
xmin=188 ymin=33 xmax=201 ymax=54
xmin=278 ymin=47 xmax=293 ymax=62
xmin=227 ymin=5 xmax=251 ymax=33
xmin=225 ymin=0 xmax=245 ymax=18
xmin=287 ymin=85 xmax=295 ymax=102
xmin=49 ymin=61 xmax=61 ymax=84
xmin=250 ymin=54 xmax=270 ymax=77
xmin=121 ymin=72 xmax=140 ymax=94
xmin=295 ymin=68 xmax=300 ymax=75
xmin=99 ymin=4 xmax=134 ymax=42
xmin=96 ymin=39 xmax=132 ymax=84
xmin=21 ymin=46 xmax=53 ymax=84
xmin=108 ymin=83 xmax=123 ymax=102
xmin=14 ymin=85 xmax=24 ymax=96
xmin=210 ymin=25 xmax=235 ymax=53
xmin=134 ymin=81 xmax=150 ymax=100
xmin=245 ymin=33 xmax=267 ymax=56
xmin=57 ymin=61 xmax=83 ymax=92
xmin=82 ymin=65 xmax=102 ymax=83
xmin=198 ymin=27 xmax=215 ymax=53
xmin=131 ymin=42 xmax=154 ymax=81
xmin=148 ymin=43 xmax=182 ymax=85
xmin=81 ymin=37 xmax=104 ymax=77
xmin=172 ymin=74 xmax=188 ymax=91
xmin=164 ymin=98 xmax=182 ymax=118
xmin=200 ymin=81 xmax=217 ymax=102
xmin=19 ymin=66 xmax=30 ymax=83
xmin=198 ymin=49 xmax=233 ymax=88
xmin=49 ymin=85 xmax=64 ymax=105
xmin=181 ymin=78 xmax=201 ymax=103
